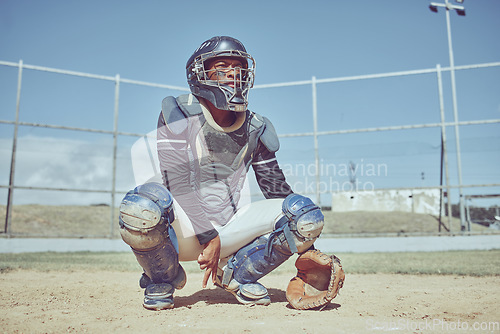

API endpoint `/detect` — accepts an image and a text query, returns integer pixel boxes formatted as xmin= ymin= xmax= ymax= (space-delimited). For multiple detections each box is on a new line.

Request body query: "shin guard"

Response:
xmin=119 ymin=182 xmax=185 ymax=310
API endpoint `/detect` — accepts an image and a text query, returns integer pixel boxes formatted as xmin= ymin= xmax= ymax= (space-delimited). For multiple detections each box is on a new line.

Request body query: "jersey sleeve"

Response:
xmin=157 ymin=113 xmax=218 ymax=245
xmin=251 ymin=141 xmax=293 ymax=199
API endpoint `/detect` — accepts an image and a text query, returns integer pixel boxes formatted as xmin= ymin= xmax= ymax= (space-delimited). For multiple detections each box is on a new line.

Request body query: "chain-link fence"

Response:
xmin=1 ymin=59 xmax=499 ymax=238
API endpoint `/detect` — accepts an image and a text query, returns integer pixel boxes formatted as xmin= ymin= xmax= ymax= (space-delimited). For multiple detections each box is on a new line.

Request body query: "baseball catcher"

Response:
xmin=118 ymin=36 xmax=344 ymax=310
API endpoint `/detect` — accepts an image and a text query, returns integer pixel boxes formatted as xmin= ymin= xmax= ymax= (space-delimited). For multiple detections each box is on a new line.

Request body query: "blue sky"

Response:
xmin=0 ymin=0 xmax=499 ymax=207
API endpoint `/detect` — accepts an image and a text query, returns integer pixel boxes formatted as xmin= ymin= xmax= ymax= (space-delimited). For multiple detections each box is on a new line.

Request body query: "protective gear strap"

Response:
xmin=283 ymin=224 xmax=299 ymax=254
xmin=221 ymin=266 xmax=234 ymax=288
xmin=264 ymin=216 xmax=298 ymax=258
xmin=168 ymin=224 xmax=179 ymax=254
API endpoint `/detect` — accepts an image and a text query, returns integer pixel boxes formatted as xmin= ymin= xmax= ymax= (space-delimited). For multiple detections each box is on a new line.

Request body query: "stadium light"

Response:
xmin=428 ymin=0 xmax=467 ymax=231
xmin=429 ymin=0 xmax=466 ymax=16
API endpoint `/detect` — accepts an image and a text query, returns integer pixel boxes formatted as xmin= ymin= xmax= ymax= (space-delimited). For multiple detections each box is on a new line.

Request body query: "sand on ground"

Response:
xmin=1 ymin=270 xmax=499 ymax=333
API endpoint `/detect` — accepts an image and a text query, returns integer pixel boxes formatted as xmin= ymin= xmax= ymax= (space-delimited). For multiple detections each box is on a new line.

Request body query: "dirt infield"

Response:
xmin=1 ymin=270 xmax=499 ymax=333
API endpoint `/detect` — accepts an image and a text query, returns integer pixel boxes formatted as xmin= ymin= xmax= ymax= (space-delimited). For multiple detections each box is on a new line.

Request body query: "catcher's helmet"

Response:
xmin=186 ymin=36 xmax=255 ymax=112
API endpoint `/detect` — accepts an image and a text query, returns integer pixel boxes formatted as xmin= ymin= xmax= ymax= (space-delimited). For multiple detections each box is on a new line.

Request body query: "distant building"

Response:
xmin=331 ymin=189 xmax=440 ymax=215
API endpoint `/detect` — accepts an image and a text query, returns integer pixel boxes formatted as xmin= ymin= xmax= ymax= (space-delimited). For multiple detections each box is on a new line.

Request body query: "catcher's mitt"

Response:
xmin=286 ymin=249 xmax=345 ymax=310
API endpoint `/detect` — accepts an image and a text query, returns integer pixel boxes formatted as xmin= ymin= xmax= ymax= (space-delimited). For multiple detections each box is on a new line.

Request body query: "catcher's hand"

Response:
xmin=286 ymin=249 xmax=345 ymax=310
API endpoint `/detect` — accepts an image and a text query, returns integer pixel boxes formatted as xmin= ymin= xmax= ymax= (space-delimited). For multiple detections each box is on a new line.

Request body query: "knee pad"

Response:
xmin=119 ymin=182 xmax=174 ymax=238
xmin=119 ymin=182 xmax=184 ymax=288
xmin=119 ymin=182 xmax=175 ymax=250
xmin=274 ymin=193 xmax=324 ymax=254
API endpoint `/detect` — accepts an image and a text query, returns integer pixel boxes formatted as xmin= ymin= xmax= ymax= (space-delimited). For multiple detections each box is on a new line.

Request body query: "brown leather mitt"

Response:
xmin=286 ymin=249 xmax=345 ymax=310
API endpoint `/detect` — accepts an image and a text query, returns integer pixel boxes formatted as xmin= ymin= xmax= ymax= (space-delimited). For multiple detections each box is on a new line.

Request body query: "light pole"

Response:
xmin=429 ymin=0 xmax=467 ymax=231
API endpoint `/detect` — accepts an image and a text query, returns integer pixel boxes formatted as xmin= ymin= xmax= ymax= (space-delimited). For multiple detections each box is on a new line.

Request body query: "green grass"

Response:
xmin=0 ymin=252 xmax=141 ymax=273
xmin=3 ymin=205 xmax=494 ymax=237
xmin=1 ymin=250 xmax=499 ymax=276
xmin=338 ymin=250 xmax=500 ymax=276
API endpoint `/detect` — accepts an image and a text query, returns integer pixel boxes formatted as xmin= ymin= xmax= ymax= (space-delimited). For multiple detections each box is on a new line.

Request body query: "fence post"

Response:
xmin=110 ymin=74 xmax=120 ymax=238
xmin=4 ymin=60 xmax=23 ymax=236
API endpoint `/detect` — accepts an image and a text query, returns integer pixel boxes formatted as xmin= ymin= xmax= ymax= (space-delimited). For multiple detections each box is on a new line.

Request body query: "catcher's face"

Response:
xmin=204 ymin=57 xmax=247 ymax=89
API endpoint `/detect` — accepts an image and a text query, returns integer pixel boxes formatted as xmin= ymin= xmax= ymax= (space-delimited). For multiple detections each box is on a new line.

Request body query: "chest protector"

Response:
xmin=160 ymin=94 xmax=279 ymax=226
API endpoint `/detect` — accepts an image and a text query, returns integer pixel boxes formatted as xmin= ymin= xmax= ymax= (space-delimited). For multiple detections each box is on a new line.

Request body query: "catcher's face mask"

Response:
xmin=188 ymin=50 xmax=255 ymax=112
xmin=186 ymin=36 xmax=255 ymax=112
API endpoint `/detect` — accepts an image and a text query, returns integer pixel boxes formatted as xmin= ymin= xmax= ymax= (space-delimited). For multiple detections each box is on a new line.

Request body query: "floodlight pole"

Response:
xmin=312 ymin=76 xmax=321 ymax=206
xmin=429 ymin=0 xmax=467 ymax=231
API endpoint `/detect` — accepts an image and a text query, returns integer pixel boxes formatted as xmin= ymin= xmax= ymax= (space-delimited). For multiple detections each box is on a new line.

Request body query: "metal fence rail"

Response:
xmin=1 ymin=59 xmax=499 ymax=238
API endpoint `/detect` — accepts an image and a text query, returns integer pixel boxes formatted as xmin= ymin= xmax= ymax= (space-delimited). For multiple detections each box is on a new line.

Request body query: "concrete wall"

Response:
xmin=331 ymin=189 xmax=440 ymax=215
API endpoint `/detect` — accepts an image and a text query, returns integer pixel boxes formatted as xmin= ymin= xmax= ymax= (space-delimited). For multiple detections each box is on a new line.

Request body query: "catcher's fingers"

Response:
xmin=198 ymin=254 xmax=208 ymax=270
xmin=202 ymin=266 xmax=211 ymax=288
xmin=197 ymin=253 xmax=212 ymax=287
xmin=198 ymin=236 xmax=221 ymax=288
xmin=200 ymin=260 xmax=218 ymax=288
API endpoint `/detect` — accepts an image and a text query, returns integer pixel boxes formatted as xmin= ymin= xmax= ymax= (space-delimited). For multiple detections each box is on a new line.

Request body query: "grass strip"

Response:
xmin=1 ymin=250 xmax=499 ymax=276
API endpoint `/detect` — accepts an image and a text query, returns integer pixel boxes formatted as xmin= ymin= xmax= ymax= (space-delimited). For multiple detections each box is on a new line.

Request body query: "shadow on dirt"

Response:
xmin=174 ymin=286 xmax=341 ymax=311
